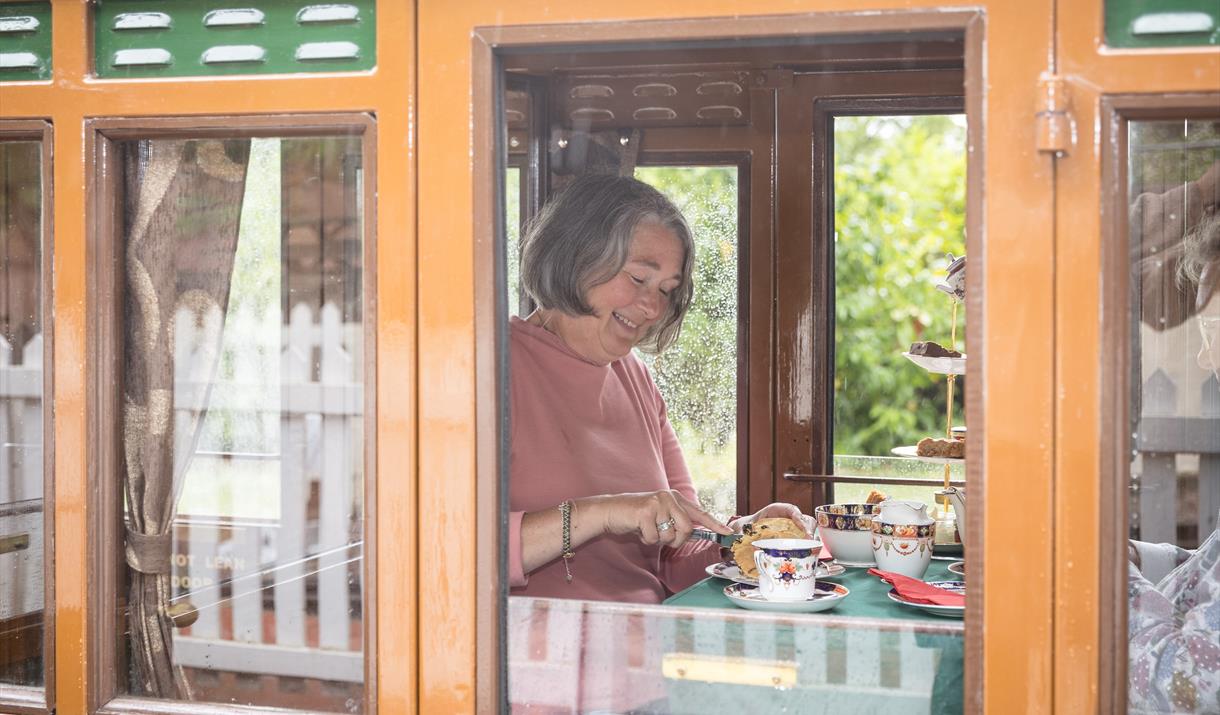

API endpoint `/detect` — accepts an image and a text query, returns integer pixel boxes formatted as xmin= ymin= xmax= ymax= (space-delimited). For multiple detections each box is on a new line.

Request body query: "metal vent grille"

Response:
xmin=552 ymin=72 xmax=755 ymax=130
xmin=1105 ymin=0 xmax=1219 ymax=48
xmin=0 ymin=2 xmax=51 ymax=82
xmin=94 ymin=1 xmax=375 ymax=78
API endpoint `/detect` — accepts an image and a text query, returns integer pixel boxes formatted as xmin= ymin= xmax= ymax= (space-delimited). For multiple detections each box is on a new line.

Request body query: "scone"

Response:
xmin=865 ymin=489 xmax=889 ymax=504
xmin=916 ymin=436 xmax=965 ymax=459
xmin=730 ymin=517 xmax=809 ymax=579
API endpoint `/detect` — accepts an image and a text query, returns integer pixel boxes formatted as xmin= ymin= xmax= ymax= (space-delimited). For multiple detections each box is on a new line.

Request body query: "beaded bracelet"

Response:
xmin=559 ymin=500 xmax=575 ymax=583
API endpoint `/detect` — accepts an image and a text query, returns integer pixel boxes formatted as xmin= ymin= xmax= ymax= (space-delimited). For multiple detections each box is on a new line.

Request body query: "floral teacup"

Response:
xmin=752 ymin=538 xmax=820 ymax=601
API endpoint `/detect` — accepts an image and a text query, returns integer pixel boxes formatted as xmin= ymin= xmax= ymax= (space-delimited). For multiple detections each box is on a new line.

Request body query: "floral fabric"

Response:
xmin=1129 ymin=515 xmax=1220 ymax=714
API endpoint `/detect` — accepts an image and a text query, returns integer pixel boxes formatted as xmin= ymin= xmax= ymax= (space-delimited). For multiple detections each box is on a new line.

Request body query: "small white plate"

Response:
xmin=902 ymin=351 xmax=966 ymax=375
xmin=891 ymin=445 xmax=964 ymax=464
xmin=706 ymin=560 xmax=845 ymax=585
xmin=885 ymin=580 xmax=966 ymax=618
xmin=947 ymin=561 xmax=965 ymax=577
xmin=724 ymin=582 xmax=849 ymax=613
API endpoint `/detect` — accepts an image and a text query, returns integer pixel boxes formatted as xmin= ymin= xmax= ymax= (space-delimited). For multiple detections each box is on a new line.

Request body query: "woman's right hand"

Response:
xmin=593 ymin=490 xmax=732 ymax=548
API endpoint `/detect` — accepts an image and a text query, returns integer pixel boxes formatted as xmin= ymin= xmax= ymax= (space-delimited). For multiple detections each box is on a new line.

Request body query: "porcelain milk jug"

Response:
xmin=871 ymin=500 xmax=935 ymax=579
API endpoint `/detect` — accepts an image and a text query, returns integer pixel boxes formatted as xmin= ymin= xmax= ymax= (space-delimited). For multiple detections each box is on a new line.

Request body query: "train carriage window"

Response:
xmin=634 ymin=165 xmax=739 ymax=519
xmin=0 ymin=135 xmax=46 ymax=690
xmin=99 ymin=126 xmax=372 ymax=711
xmin=1123 ymin=116 xmax=1220 ymax=714
xmin=495 ymin=32 xmax=971 ymax=715
xmin=830 ymin=114 xmax=966 ymax=509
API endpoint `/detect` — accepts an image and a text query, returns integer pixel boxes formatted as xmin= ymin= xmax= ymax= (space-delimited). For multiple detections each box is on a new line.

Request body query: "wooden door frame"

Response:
xmin=470 ymin=11 xmax=985 ymax=713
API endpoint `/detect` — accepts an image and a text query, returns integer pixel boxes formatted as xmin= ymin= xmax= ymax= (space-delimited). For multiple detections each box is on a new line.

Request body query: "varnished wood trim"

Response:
xmin=961 ymin=17 xmax=984 ymax=714
xmin=479 ymin=9 xmax=984 ymax=48
xmin=360 ymin=116 xmax=379 ymax=715
xmin=1098 ymin=92 xmax=1220 ymax=715
xmin=472 ymin=33 xmax=505 ymax=715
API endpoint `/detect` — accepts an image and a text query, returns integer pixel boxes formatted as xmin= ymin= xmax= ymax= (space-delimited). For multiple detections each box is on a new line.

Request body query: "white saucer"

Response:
xmin=891 ymin=445 xmax=964 ymax=464
xmin=724 ymin=582 xmax=849 ymax=613
xmin=706 ymin=560 xmax=846 ymax=586
xmin=902 ymin=351 xmax=966 ymax=375
xmin=885 ymin=580 xmax=965 ymax=618
xmin=947 ymin=561 xmax=965 ymax=577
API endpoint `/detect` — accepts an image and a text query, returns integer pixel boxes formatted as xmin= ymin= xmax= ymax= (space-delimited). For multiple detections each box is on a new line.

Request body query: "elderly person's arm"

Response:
xmin=511 ymin=491 xmax=732 ymax=585
xmin=1127 ymin=522 xmax=1220 ymax=712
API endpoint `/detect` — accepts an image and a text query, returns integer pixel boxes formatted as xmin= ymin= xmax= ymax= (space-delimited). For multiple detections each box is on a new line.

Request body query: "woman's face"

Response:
xmin=551 ymin=221 xmax=684 ymax=364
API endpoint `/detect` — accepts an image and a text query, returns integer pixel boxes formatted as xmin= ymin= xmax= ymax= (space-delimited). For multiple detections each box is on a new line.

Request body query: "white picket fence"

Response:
xmin=169 ymin=301 xmax=365 ymax=683
xmin=0 ymin=332 xmax=43 ymax=623
xmin=0 ymin=303 xmax=366 ymax=683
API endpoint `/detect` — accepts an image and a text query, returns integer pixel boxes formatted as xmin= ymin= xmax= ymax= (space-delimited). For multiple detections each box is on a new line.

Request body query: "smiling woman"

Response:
xmin=508 ymin=175 xmax=813 ymax=615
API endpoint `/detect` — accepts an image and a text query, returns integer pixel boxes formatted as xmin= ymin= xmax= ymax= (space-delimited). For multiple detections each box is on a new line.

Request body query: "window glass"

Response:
xmin=116 ymin=135 xmax=366 ymax=711
xmin=0 ymin=140 xmax=44 ymax=688
xmin=634 ymin=166 xmax=739 ymax=519
xmin=1125 ymin=118 xmax=1220 ymax=713
xmin=505 ymin=166 xmax=522 ymax=317
xmin=831 ymin=115 xmax=966 ymax=510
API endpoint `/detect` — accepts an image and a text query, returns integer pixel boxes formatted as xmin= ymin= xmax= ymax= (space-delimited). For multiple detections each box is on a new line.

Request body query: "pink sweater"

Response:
xmin=507 ymin=317 xmax=720 ymax=603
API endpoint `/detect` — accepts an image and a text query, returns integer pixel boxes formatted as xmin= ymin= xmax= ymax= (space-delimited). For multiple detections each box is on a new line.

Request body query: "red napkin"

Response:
xmin=868 ymin=568 xmax=965 ymax=606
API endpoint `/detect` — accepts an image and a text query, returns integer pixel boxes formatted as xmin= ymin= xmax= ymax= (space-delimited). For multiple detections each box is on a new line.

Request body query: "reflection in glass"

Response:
xmin=0 ymin=141 xmax=43 ymax=687
xmin=117 ymin=136 xmax=365 ymax=711
xmin=505 ymin=166 xmax=522 ymax=316
xmin=1126 ymin=119 xmax=1220 ymax=713
xmin=634 ymin=166 xmax=738 ymax=520
xmin=507 ymin=596 xmax=963 ymax=712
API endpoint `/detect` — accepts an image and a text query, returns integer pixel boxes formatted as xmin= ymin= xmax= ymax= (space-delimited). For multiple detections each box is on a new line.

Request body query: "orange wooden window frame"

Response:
xmin=0 ymin=3 xmax=417 ymax=714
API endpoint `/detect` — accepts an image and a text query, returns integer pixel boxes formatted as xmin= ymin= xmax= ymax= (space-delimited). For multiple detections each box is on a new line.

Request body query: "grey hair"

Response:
xmin=1178 ymin=212 xmax=1220 ymax=292
xmin=521 ymin=174 xmax=695 ymax=353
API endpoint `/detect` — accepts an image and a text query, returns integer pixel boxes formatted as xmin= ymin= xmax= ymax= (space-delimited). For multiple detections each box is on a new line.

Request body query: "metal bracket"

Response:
xmin=1036 ymin=74 xmax=1074 ymax=156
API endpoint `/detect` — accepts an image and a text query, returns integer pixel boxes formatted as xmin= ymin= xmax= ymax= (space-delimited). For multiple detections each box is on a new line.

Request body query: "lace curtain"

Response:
xmin=120 ymin=139 xmax=251 ymax=698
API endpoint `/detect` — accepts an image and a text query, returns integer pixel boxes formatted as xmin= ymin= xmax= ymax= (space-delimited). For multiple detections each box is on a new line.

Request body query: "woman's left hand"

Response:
xmin=728 ymin=502 xmax=816 ymax=538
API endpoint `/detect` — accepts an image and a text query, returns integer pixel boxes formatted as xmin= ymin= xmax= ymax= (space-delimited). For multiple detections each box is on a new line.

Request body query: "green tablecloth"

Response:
xmin=659 ymin=561 xmax=965 ymax=714
xmin=665 ymin=560 xmax=962 ymax=621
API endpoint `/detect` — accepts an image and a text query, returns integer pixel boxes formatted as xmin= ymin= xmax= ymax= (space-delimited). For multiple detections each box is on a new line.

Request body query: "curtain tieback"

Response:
xmin=125 ymin=528 xmax=172 ymax=574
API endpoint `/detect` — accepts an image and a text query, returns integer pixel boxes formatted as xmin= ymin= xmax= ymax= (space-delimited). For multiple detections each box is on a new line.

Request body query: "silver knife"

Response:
xmin=690 ymin=528 xmax=742 ymax=548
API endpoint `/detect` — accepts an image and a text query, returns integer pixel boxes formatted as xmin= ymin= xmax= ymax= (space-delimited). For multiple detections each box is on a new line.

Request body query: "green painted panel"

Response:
xmin=1106 ymin=0 xmax=1220 ymax=48
xmin=0 ymin=2 xmax=52 ymax=82
xmin=94 ymin=0 xmax=375 ymax=78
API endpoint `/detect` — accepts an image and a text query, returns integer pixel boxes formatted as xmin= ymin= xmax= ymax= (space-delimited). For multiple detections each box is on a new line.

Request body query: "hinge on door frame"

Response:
xmin=1036 ymin=74 xmax=1075 ymax=156
xmin=747 ymin=69 xmax=794 ymax=91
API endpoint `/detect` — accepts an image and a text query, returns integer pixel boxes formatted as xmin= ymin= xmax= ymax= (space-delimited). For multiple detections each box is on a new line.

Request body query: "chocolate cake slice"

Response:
xmin=909 ymin=341 xmax=962 ymax=358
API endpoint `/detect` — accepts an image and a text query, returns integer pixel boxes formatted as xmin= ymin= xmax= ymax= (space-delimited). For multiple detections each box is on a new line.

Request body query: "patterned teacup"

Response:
xmin=752 ymin=538 xmax=820 ymax=601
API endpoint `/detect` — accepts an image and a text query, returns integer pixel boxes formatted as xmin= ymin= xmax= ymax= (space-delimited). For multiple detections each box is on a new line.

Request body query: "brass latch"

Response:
xmin=1036 ymin=74 xmax=1074 ymax=156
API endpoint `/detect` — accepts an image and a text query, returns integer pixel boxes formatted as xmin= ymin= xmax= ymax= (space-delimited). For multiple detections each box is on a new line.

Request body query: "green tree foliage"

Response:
xmin=833 ymin=115 xmax=966 ymax=456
